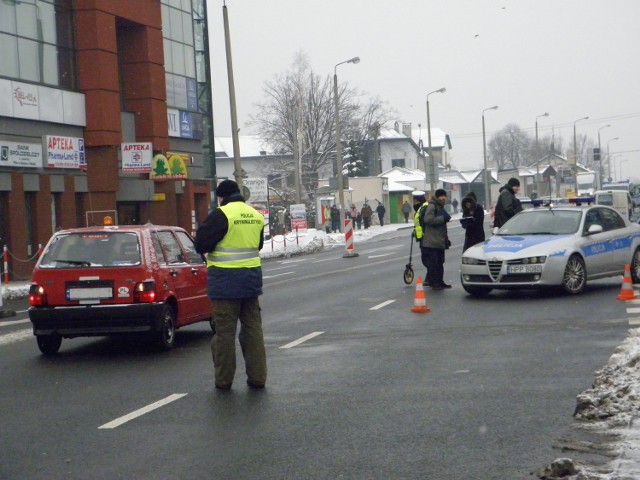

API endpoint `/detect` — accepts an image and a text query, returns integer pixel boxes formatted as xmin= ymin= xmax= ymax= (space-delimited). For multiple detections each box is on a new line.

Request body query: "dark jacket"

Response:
xmin=494 ymin=184 xmax=522 ymax=228
xmin=460 ymin=196 xmax=485 ymax=251
xmin=194 ymin=193 xmax=264 ymax=299
xmin=421 ymin=201 xmax=450 ymax=249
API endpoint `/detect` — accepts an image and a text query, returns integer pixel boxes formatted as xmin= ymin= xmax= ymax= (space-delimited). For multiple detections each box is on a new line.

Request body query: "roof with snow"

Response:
xmin=215 ymin=136 xmax=286 ymax=158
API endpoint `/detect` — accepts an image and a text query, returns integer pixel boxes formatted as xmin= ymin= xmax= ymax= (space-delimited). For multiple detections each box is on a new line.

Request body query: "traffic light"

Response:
xmin=593 ymin=147 xmax=601 ymax=162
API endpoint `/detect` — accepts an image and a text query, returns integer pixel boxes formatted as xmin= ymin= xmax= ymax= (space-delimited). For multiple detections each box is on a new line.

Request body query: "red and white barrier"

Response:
xmin=343 ymin=219 xmax=359 ymax=258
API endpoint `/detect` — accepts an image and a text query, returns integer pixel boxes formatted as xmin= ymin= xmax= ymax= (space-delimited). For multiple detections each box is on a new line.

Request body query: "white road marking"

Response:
xmin=312 ymin=257 xmax=341 ymax=263
xmin=630 ymin=319 xmax=640 ymax=326
xmin=0 ymin=329 xmax=32 ymax=346
xmin=368 ymin=253 xmax=393 ymax=259
xmin=278 ymin=259 xmax=306 ymax=264
xmin=627 ymin=308 xmax=640 ymax=314
xmin=265 ymin=265 xmax=296 ymax=271
xmin=370 ymin=300 xmax=396 ymax=310
xmin=263 ymin=272 xmax=295 ymax=279
xmin=98 ymin=393 xmax=188 ymax=429
xmin=455 ymin=370 xmax=470 ymax=374
xmin=0 ymin=319 xmax=30 ymax=328
xmin=279 ymin=331 xmax=324 ymax=349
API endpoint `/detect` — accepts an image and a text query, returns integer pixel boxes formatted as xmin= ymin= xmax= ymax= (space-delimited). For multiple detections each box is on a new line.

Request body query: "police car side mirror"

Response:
xmin=586 ymin=224 xmax=603 ymax=235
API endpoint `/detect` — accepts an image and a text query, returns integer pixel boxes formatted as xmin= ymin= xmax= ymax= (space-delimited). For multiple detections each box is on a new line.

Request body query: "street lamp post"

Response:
xmin=573 ymin=116 xmax=589 ymax=195
xmin=426 ymin=87 xmax=446 ymax=197
xmin=597 ymin=124 xmax=611 ymax=189
xmin=482 ymin=105 xmax=498 ymax=207
xmin=606 ymin=137 xmax=620 ymax=183
xmin=535 ymin=112 xmax=549 ymax=197
xmin=618 ymin=158 xmax=629 ymax=181
xmin=333 ymin=56 xmax=360 ymax=229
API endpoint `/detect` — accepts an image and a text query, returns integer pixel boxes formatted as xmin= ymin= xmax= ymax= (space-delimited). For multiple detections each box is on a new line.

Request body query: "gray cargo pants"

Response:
xmin=211 ymin=297 xmax=267 ymax=388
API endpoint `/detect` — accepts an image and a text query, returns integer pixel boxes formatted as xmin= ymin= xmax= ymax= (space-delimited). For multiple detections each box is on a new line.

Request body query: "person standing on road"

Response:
xmin=376 ymin=201 xmax=386 ymax=227
xmin=451 ymin=198 xmax=459 ymax=214
xmin=412 ymin=191 xmax=430 ymax=286
xmin=194 ymin=179 xmax=267 ymax=391
xmin=361 ymin=202 xmax=373 ymax=229
xmin=460 ymin=191 xmax=485 ymax=252
xmin=402 ymin=200 xmax=412 ymax=223
xmin=493 ymin=177 xmax=522 ymax=229
xmin=422 ymin=189 xmax=452 ymax=290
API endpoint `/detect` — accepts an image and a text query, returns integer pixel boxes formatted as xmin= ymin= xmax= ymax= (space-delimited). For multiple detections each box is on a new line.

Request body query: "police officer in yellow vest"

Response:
xmin=195 ymin=180 xmax=267 ymax=391
xmin=412 ymin=190 xmax=430 ymax=286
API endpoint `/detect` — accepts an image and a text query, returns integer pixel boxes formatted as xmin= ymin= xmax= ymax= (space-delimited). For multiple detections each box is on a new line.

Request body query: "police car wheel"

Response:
xmin=631 ymin=248 xmax=640 ymax=284
xmin=562 ymin=255 xmax=586 ymax=295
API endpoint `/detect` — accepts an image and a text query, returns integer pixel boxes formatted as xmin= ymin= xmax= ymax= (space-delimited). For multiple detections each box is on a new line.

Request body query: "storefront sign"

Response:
xmin=0 ymin=141 xmax=42 ymax=168
xmin=150 ymin=152 xmax=188 ymax=181
xmin=121 ymin=142 xmax=152 ymax=173
xmin=43 ymin=135 xmax=85 ymax=169
xmin=244 ymin=177 xmax=268 ymax=203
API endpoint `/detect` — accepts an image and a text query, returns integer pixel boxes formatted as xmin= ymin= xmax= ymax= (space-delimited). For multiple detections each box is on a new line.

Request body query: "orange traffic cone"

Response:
xmin=617 ymin=264 xmax=637 ymax=301
xmin=411 ymin=276 xmax=431 ymax=313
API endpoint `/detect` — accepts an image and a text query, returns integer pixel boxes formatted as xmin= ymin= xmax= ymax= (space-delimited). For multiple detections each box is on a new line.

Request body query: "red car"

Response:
xmin=29 ymin=224 xmax=212 ymax=354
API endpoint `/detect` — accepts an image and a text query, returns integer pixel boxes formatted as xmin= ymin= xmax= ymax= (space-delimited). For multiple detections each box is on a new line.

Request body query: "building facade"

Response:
xmin=0 ymin=0 xmax=214 ymax=280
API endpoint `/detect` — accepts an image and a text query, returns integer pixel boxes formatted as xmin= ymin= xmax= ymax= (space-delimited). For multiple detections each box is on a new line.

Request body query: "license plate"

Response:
xmin=68 ymin=287 xmax=113 ymax=300
xmin=506 ymin=264 xmax=543 ymax=274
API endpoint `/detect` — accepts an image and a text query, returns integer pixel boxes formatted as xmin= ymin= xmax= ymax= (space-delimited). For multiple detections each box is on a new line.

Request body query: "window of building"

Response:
xmin=391 ymin=159 xmax=406 ymax=168
xmin=0 ymin=0 xmax=76 ymax=89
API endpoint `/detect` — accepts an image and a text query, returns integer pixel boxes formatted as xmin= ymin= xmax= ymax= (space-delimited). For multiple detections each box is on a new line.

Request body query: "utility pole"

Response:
xmin=222 ymin=3 xmax=243 ymax=188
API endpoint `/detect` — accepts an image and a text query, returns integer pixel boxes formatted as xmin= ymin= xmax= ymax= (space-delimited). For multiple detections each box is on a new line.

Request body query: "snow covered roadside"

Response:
xmin=536 ymin=328 xmax=640 ymax=479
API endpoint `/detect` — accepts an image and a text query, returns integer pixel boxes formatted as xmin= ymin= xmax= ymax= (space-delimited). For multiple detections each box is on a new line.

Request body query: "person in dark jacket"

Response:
xmin=194 ymin=180 xmax=267 ymax=391
xmin=493 ymin=177 xmax=522 ymax=228
xmin=376 ymin=201 xmax=386 ymax=226
xmin=422 ymin=189 xmax=452 ymax=289
xmin=330 ymin=204 xmax=341 ymax=233
xmin=460 ymin=192 xmax=485 ymax=251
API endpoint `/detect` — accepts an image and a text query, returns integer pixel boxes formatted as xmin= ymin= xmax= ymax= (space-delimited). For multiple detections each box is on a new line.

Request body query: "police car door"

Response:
xmin=581 ymin=208 xmax=615 ymax=276
xmin=598 ymin=207 xmax=632 ymax=273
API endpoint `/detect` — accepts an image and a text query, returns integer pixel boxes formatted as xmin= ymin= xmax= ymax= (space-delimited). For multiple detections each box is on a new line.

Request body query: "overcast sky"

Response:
xmin=207 ymin=0 xmax=640 ymax=180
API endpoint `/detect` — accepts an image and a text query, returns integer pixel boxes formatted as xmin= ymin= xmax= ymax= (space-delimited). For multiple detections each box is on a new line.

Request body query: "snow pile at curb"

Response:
xmin=1 ymin=285 xmax=29 ymax=301
xmin=260 ymin=236 xmax=325 ymax=259
xmin=535 ymin=328 xmax=640 ymax=479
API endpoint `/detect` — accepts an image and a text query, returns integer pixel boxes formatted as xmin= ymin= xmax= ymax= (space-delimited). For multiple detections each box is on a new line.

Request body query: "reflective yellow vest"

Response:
xmin=206 ymin=202 xmax=264 ymax=269
xmin=414 ymin=202 xmax=428 ymax=240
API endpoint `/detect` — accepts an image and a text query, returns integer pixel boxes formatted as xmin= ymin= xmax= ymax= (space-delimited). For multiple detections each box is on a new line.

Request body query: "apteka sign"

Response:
xmin=121 ymin=142 xmax=152 ymax=173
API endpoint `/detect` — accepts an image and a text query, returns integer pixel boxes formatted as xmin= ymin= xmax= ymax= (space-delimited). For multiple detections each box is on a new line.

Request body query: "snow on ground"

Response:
xmin=4 ymin=220 xmax=640 ymax=476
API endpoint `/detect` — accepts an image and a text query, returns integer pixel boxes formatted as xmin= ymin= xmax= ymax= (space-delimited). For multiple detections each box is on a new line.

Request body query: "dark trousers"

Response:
xmin=424 ymin=247 xmax=445 ymax=286
xmin=211 ymin=297 xmax=267 ymax=387
xmin=419 ymin=246 xmax=429 ymax=280
xmin=378 ymin=214 xmax=384 ymax=226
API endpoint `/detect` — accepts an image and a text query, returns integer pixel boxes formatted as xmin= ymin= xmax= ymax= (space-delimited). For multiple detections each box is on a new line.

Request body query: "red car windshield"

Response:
xmin=39 ymin=232 xmax=141 ymax=268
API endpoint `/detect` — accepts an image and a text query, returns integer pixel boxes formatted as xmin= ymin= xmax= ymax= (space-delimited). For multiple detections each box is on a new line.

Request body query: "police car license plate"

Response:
xmin=506 ymin=265 xmax=543 ymax=274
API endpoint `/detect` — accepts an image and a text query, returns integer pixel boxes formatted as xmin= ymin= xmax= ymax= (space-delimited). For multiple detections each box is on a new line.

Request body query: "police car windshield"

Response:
xmin=498 ymin=210 xmax=582 ymax=235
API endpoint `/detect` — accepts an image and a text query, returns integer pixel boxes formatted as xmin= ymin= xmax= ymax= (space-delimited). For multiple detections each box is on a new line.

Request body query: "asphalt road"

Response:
xmin=0 ymin=222 xmax=634 ymax=479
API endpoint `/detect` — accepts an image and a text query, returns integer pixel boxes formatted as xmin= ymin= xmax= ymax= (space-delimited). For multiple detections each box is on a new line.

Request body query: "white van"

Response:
xmin=594 ymin=190 xmax=633 ymax=219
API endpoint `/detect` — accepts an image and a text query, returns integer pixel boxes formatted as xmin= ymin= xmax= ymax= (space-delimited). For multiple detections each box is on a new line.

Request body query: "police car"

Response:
xmin=460 ymin=200 xmax=640 ymax=296
xmin=28 ymin=221 xmax=212 ymax=354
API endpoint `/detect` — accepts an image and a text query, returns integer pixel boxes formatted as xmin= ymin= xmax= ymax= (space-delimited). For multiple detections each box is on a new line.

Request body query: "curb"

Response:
xmin=0 ymin=309 xmax=17 ymax=318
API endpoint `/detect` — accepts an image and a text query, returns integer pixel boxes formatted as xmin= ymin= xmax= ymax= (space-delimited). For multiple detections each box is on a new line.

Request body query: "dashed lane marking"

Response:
xmin=263 ymin=272 xmax=295 ymax=279
xmin=0 ymin=319 xmax=30 ymax=328
xmin=627 ymin=308 xmax=640 ymax=314
xmin=98 ymin=393 xmax=188 ymax=429
xmin=630 ymin=319 xmax=640 ymax=326
xmin=279 ymin=332 xmax=324 ymax=349
xmin=370 ymin=300 xmax=396 ymax=310
xmin=0 ymin=329 xmax=33 ymax=346
xmin=368 ymin=253 xmax=394 ymax=259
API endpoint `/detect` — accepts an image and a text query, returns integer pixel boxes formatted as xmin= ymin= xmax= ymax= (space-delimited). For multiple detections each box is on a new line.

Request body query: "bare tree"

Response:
xmin=248 ymin=52 xmax=393 ymax=192
xmin=488 ymin=124 xmax=533 ymax=170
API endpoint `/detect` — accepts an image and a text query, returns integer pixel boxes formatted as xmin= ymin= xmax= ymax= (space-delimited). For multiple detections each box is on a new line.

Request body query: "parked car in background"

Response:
xmin=594 ymin=189 xmax=633 ymax=220
xmin=28 ymin=223 xmax=212 ymax=354
xmin=461 ymin=204 xmax=640 ymax=296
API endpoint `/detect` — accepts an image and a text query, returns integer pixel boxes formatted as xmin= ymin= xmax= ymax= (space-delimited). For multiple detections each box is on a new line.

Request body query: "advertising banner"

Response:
xmin=122 ymin=142 xmax=152 ymax=173
xmin=0 ymin=141 xmax=42 ymax=168
xmin=150 ymin=152 xmax=188 ymax=181
xmin=43 ymin=135 xmax=85 ymax=169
